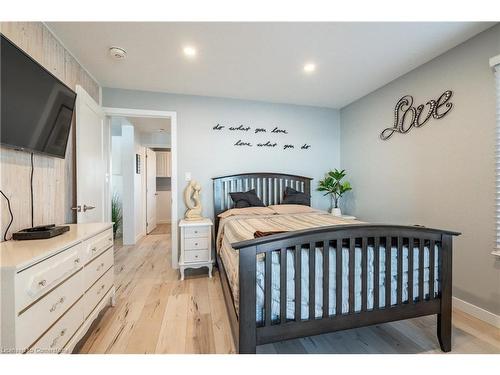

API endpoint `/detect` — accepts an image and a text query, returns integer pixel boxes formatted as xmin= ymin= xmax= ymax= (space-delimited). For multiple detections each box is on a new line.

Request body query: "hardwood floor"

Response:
xmin=77 ymin=229 xmax=500 ymax=354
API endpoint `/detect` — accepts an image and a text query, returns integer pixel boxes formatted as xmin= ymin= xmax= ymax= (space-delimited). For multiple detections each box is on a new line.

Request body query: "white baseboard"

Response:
xmin=135 ymin=232 xmax=145 ymax=243
xmin=453 ymin=297 xmax=500 ymax=328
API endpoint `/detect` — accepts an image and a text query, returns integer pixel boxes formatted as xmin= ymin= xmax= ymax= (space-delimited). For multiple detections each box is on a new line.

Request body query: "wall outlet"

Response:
xmin=185 ymin=172 xmax=191 ymax=181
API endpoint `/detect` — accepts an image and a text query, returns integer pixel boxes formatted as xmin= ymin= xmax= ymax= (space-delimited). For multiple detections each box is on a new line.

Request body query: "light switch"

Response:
xmin=185 ymin=172 xmax=191 ymax=181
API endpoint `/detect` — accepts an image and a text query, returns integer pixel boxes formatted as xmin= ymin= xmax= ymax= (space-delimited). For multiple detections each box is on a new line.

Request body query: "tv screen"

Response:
xmin=1 ymin=34 xmax=76 ymax=159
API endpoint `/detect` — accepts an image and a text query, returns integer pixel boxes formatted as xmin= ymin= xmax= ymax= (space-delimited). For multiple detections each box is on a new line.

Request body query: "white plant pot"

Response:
xmin=331 ymin=208 xmax=342 ymax=217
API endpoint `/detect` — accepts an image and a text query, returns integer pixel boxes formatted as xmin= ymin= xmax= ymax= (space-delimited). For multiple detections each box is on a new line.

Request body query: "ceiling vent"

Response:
xmin=109 ymin=46 xmax=127 ymax=60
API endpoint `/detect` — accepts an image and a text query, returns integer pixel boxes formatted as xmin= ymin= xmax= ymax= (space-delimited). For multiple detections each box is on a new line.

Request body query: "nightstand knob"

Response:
xmin=195 ymin=242 xmax=198 ymax=246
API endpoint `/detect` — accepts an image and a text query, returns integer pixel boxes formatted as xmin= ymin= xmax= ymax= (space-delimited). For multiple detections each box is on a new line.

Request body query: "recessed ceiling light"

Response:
xmin=183 ymin=46 xmax=197 ymax=58
xmin=303 ymin=63 xmax=316 ymax=73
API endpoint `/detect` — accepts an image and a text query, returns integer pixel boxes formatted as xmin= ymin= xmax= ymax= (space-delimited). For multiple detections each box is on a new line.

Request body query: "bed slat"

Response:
xmin=295 ymin=244 xmax=301 ymax=321
xmin=373 ymin=237 xmax=380 ymax=310
xmin=429 ymin=240 xmax=435 ymax=299
xmin=265 ymin=252 xmax=272 ymax=326
xmin=280 ymin=248 xmax=287 ymax=324
xmin=361 ymin=237 xmax=368 ymax=311
xmin=309 ymin=242 xmax=316 ymax=320
xmin=348 ymin=238 xmax=355 ymax=313
xmin=336 ymin=240 xmax=342 ymax=315
xmin=397 ymin=237 xmax=403 ymax=305
xmin=419 ymin=239 xmax=425 ymax=302
xmin=408 ymin=237 xmax=414 ymax=304
xmin=385 ymin=236 xmax=392 ymax=308
xmin=322 ymin=240 xmax=329 ymax=318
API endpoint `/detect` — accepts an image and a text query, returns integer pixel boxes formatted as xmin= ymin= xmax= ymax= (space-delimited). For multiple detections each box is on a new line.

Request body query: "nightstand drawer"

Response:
xmin=185 ymin=249 xmax=209 ymax=263
xmin=184 ymin=226 xmax=209 ymax=238
xmin=184 ymin=237 xmax=208 ymax=250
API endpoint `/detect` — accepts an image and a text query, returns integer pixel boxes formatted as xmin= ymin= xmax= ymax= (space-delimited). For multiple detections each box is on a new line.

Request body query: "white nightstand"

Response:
xmin=179 ymin=218 xmax=213 ymax=280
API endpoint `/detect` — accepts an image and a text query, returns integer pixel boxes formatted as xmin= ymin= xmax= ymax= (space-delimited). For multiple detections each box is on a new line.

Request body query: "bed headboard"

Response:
xmin=212 ymin=172 xmax=312 ymax=232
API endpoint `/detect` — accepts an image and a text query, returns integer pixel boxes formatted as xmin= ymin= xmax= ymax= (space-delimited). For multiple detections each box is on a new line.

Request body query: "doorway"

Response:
xmin=104 ymin=107 xmax=178 ymax=269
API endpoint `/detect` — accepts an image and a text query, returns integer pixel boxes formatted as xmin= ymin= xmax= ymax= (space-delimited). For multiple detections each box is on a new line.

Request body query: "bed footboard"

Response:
xmin=233 ymin=224 xmax=460 ymax=354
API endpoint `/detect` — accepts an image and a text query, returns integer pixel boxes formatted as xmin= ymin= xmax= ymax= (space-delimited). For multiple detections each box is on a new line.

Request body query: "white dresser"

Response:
xmin=0 ymin=223 xmax=115 ymax=354
xmin=179 ymin=218 xmax=213 ymax=280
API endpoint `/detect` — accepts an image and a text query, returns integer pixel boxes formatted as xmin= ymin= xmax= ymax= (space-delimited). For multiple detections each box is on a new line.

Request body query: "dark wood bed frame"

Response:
xmin=213 ymin=172 xmax=460 ymax=354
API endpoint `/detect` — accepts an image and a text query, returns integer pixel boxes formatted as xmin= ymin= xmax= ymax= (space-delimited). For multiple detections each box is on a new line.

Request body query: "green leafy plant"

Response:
xmin=111 ymin=192 xmax=122 ymax=238
xmin=317 ymin=169 xmax=352 ymax=211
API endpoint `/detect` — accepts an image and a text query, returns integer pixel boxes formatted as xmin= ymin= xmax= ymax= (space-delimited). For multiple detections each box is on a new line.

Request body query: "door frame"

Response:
xmin=145 ymin=147 xmax=157 ymax=235
xmin=103 ymin=107 xmax=179 ymax=269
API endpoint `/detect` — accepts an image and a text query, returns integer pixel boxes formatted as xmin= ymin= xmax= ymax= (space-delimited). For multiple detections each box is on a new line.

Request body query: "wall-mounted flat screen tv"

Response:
xmin=1 ymin=34 xmax=77 ymax=159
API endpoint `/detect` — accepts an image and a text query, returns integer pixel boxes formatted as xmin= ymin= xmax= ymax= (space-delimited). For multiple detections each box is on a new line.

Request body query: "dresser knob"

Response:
xmin=91 ymin=247 xmax=97 ymax=252
xmin=49 ymin=297 xmax=66 ymax=312
xmin=97 ymin=284 xmax=105 ymax=295
xmin=38 ymin=280 xmax=47 ymax=287
xmin=49 ymin=328 xmax=67 ymax=348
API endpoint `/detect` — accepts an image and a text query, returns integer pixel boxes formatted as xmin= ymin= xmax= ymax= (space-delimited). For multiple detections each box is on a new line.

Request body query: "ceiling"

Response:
xmin=47 ymin=22 xmax=496 ymax=108
xmin=126 ymin=117 xmax=171 ymax=134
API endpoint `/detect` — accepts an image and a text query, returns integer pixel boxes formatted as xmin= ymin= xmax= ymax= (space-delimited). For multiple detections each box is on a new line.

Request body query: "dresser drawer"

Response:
xmin=184 ymin=237 xmax=208 ymax=250
xmin=83 ymin=267 xmax=114 ymax=319
xmin=83 ymin=247 xmax=114 ymax=292
xmin=16 ymin=270 xmax=83 ymax=350
xmin=82 ymin=229 xmax=113 ymax=264
xmin=184 ymin=249 xmax=209 ymax=263
xmin=184 ymin=226 xmax=209 ymax=238
xmin=15 ymin=243 xmax=83 ymax=312
xmin=29 ymin=298 xmax=84 ymax=354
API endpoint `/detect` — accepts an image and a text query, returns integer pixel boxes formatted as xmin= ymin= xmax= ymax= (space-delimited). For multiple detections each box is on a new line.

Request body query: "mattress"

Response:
xmin=216 ymin=209 xmax=438 ymax=324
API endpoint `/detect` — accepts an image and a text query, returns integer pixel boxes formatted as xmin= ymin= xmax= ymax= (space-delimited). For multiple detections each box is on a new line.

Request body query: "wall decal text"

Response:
xmin=213 ymin=123 xmax=312 ymax=151
xmin=380 ymin=90 xmax=453 ymax=140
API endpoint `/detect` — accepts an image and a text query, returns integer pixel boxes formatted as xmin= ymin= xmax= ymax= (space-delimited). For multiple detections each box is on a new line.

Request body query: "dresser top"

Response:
xmin=0 ymin=223 xmax=113 ymax=270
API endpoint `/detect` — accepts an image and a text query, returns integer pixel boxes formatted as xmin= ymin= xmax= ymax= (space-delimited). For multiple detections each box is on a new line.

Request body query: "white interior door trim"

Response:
xmin=103 ymin=107 xmax=179 ymax=269
xmin=75 ymin=85 xmax=109 ymax=223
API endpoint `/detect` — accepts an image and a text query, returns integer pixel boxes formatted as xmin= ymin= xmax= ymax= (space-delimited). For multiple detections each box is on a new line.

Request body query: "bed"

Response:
xmin=213 ymin=172 xmax=460 ymax=354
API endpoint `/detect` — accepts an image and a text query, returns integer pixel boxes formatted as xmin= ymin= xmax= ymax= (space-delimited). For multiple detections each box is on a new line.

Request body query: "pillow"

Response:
xmin=282 ymin=187 xmax=310 ymax=206
xmin=268 ymin=204 xmax=317 ymax=215
xmin=229 ymin=189 xmax=265 ymax=208
xmin=218 ymin=207 xmax=275 ymax=218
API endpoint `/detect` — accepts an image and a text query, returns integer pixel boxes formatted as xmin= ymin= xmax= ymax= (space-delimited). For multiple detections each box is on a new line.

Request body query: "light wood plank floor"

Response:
xmin=77 ymin=229 xmax=500 ymax=354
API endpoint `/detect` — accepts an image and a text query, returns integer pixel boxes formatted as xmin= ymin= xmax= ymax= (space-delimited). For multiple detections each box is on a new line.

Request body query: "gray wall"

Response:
xmin=102 ymin=89 xmax=341 ymax=220
xmin=340 ymin=25 xmax=500 ymax=314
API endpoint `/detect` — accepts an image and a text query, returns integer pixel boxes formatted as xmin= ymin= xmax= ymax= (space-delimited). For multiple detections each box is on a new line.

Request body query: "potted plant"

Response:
xmin=111 ymin=192 xmax=122 ymax=239
xmin=317 ymin=169 xmax=352 ymax=216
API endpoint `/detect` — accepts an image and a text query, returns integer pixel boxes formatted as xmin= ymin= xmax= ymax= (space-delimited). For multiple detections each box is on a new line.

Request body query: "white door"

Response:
xmin=75 ymin=85 xmax=109 ymax=223
xmin=146 ymin=148 xmax=157 ymax=233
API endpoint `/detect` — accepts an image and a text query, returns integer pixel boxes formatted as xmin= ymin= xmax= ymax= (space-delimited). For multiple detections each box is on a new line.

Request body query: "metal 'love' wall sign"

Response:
xmin=380 ymin=90 xmax=453 ymax=140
